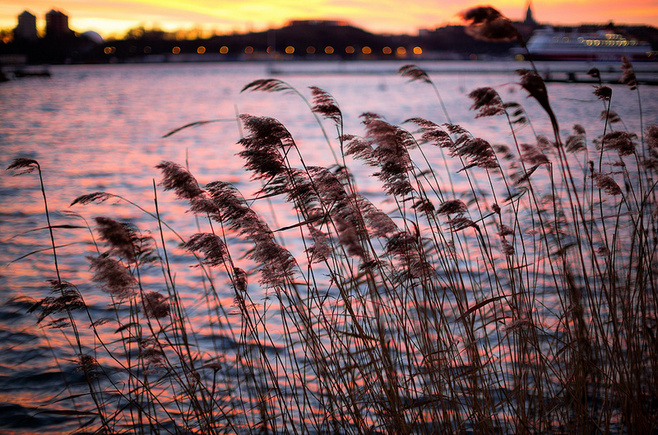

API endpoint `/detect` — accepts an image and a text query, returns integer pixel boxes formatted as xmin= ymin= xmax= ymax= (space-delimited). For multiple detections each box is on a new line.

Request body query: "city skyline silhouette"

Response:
xmin=2 ymin=0 xmax=658 ymax=39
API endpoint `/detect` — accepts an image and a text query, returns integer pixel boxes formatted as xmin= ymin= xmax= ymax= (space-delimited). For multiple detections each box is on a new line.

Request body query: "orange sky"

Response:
xmin=2 ymin=0 xmax=658 ymax=38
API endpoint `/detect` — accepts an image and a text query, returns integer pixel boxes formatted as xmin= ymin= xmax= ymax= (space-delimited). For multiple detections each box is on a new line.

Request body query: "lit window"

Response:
xmin=396 ymin=47 xmax=407 ymax=56
xmin=245 ymin=46 xmax=254 ymax=54
xmin=413 ymin=46 xmax=422 ymax=55
xmin=172 ymin=46 xmax=181 ymax=54
xmin=197 ymin=46 xmax=206 ymax=54
xmin=345 ymin=46 xmax=355 ymax=54
xmin=220 ymin=46 xmax=229 ymax=54
xmin=362 ymin=46 xmax=372 ymax=54
xmin=382 ymin=46 xmax=392 ymax=55
xmin=324 ymin=46 xmax=334 ymax=54
xmin=285 ymin=46 xmax=295 ymax=54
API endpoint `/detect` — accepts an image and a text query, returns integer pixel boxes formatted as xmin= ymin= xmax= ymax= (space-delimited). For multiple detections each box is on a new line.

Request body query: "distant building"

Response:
xmin=14 ymin=10 xmax=38 ymax=41
xmin=46 ymin=9 xmax=72 ymax=38
xmin=524 ymin=1 xmax=538 ymax=27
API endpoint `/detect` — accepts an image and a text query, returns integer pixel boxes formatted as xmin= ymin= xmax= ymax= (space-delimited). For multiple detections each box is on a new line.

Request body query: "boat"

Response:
xmin=13 ymin=68 xmax=51 ymax=78
xmin=514 ymin=27 xmax=656 ymax=61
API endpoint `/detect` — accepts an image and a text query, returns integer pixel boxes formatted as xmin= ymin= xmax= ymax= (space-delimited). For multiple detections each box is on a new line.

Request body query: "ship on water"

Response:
xmin=515 ymin=27 xmax=656 ymax=61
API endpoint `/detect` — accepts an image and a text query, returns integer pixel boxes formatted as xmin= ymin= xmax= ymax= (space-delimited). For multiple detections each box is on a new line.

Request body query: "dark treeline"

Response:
xmin=2 ymin=19 xmax=658 ymax=65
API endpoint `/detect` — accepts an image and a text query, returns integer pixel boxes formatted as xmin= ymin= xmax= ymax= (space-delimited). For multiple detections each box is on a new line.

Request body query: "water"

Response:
xmin=1 ymin=60 xmax=656 ymax=433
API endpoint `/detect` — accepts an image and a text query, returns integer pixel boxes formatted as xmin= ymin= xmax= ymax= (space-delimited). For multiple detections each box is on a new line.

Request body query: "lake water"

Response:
xmin=1 ymin=60 xmax=656 ymax=433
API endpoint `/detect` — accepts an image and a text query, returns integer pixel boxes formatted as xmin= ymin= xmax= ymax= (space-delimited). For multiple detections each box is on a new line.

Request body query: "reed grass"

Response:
xmin=6 ymin=8 xmax=658 ymax=434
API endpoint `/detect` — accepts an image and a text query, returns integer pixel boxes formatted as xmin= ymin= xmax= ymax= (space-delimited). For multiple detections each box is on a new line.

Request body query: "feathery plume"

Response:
xmin=232 ymin=267 xmax=248 ymax=294
xmin=600 ymin=110 xmax=622 ymax=124
xmin=238 ymin=115 xmax=292 ymax=179
xmin=587 ymin=68 xmax=601 ymax=80
xmin=181 ymin=233 xmax=227 ymax=267
xmin=593 ymin=86 xmax=612 ymax=101
xmin=468 ymin=87 xmax=505 ymax=118
xmin=385 ymin=231 xmax=433 ymax=279
xmin=536 ymin=135 xmax=554 ymax=150
xmin=520 ymin=143 xmax=550 ymax=165
xmin=309 ymin=86 xmax=342 ymax=126
xmin=241 ymin=78 xmax=295 ymax=93
xmin=620 ymin=56 xmax=637 ymax=90
xmin=88 ymin=254 xmax=136 ymax=298
xmin=71 ymin=191 xmax=112 ymax=206
xmin=7 ymin=158 xmax=40 ymax=175
xmin=512 ymin=164 xmax=541 ymax=186
xmin=28 ymin=280 xmax=85 ymax=326
xmin=307 ymin=226 xmax=331 ymax=264
xmin=94 ymin=217 xmax=138 ymax=261
xmin=156 ymin=161 xmax=204 ymax=200
xmin=437 ymin=199 xmax=467 ymax=216
xmin=359 ymin=115 xmax=415 ymax=196
xmin=501 ymin=237 xmax=515 ymax=256
xmin=156 ymin=161 xmax=219 ymax=217
xmin=264 ymin=169 xmax=321 ymax=219
xmin=460 ymin=6 xmax=519 ymax=41
xmin=493 ymin=144 xmax=515 ymax=161
xmin=143 ymin=291 xmax=170 ymax=319
xmin=591 ymin=173 xmax=622 ymax=196
xmin=204 ymin=180 xmax=296 ymax=286
xmin=398 ymin=64 xmax=431 ymax=84
xmin=646 ymin=125 xmax=658 ymax=149
xmin=412 ymin=198 xmax=436 ymax=215
xmin=453 ymin=137 xmax=498 ymax=169
xmin=517 ymin=69 xmax=551 ymax=115
xmin=503 ymin=101 xmax=529 ymax=127
xmin=573 ymin=124 xmax=586 ymax=135
xmin=448 ymin=217 xmax=479 ymax=232
xmin=202 ymin=181 xmax=247 ymax=224
xmin=76 ymin=354 xmax=100 ymax=377
xmin=601 ymin=131 xmax=636 ymax=156
xmin=139 ymin=339 xmax=166 ymax=367
xmin=357 ymin=195 xmax=398 ymax=237
xmin=344 ymin=135 xmax=374 ymax=160
xmin=251 ymin=238 xmax=296 ymax=286
xmin=566 ymin=125 xmax=587 ymax=153
xmin=307 ymin=166 xmax=348 ymax=205
xmin=445 ymin=123 xmax=469 ymax=135
xmin=405 ymin=118 xmax=454 ymax=149
xmin=335 ymin=217 xmax=365 ymax=259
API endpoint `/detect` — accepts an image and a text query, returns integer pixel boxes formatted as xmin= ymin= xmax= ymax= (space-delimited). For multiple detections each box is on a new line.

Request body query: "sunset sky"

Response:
xmin=2 ymin=0 xmax=657 ymax=38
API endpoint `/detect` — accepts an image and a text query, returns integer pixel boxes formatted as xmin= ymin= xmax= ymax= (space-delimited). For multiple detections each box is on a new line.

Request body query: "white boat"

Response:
xmin=515 ymin=27 xmax=655 ymax=61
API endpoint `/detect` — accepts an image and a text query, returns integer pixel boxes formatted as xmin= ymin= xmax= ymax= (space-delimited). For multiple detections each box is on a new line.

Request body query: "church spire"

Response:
xmin=524 ymin=1 xmax=537 ymax=26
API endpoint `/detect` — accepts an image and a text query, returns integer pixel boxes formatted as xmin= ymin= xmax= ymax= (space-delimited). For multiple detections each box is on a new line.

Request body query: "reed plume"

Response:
xmin=9 ymin=47 xmax=658 ymax=435
xmin=593 ymin=85 xmax=612 ymax=101
xmin=621 ymin=56 xmax=638 ymax=90
xmin=590 ymin=172 xmax=623 ymax=196
xmin=566 ymin=125 xmax=587 ymax=153
xmin=142 ymin=291 xmax=170 ymax=319
xmin=309 ymin=86 xmax=343 ymax=127
xmin=28 ymin=280 xmax=85 ymax=326
xmin=88 ymin=254 xmax=136 ymax=298
xmin=460 ymin=6 xmax=519 ymax=41
xmin=93 ymin=217 xmax=139 ymax=262
xmin=181 ymin=233 xmax=227 ymax=267
xmin=601 ymin=131 xmax=636 ymax=156
xmin=468 ymin=87 xmax=506 ymax=118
